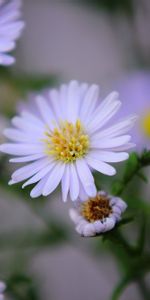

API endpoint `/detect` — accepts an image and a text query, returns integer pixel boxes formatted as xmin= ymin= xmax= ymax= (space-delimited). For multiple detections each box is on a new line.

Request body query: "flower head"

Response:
xmin=117 ymin=71 xmax=150 ymax=151
xmin=69 ymin=191 xmax=127 ymax=237
xmin=0 ymin=0 xmax=25 ymax=66
xmin=0 ymin=281 xmax=6 ymax=300
xmin=0 ymin=81 xmax=136 ymax=201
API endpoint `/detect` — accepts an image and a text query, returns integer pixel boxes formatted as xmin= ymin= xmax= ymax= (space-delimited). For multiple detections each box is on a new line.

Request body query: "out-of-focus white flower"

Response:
xmin=0 ymin=81 xmax=136 ymax=201
xmin=0 ymin=0 xmax=25 ymax=66
xmin=117 ymin=71 xmax=150 ymax=151
xmin=69 ymin=191 xmax=127 ymax=237
xmin=0 ymin=281 xmax=6 ymax=300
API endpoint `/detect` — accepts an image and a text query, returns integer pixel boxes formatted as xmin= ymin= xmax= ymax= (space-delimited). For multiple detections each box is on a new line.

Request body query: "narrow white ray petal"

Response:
xmin=91 ymin=135 xmax=131 ymax=149
xmin=61 ymin=165 xmax=70 ymax=202
xmin=0 ymin=40 xmax=15 ymax=51
xmin=94 ymin=221 xmax=105 ymax=234
xmin=66 ymin=80 xmax=79 ymax=123
xmin=80 ymin=84 xmax=99 ymax=122
xmin=76 ymin=159 xmax=96 ymax=197
xmin=69 ymin=163 xmax=79 ymax=201
xmin=0 ymin=7 xmax=20 ymax=25
xmin=79 ymin=83 xmax=88 ymax=101
xmin=103 ymin=217 xmax=115 ymax=232
xmin=88 ymin=91 xmax=118 ymax=123
xmin=49 ymin=89 xmax=62 ymax=121
xmin=97 ymin=91 xmax=119 ymax=110
xmin=83 ymin=223 xmax=96 ymax=237
xmin=4 ymin=128 xmax=39 ymax=143
xmin=42 ymin=163 xmax=65 ymax=196
xmin=108 ymin=143 xmax=136 ymax=152
xmin=8 ymin=179 xmax=16 ymax=185
xmin=87 ymin=150 xmax=129 ymax=163
xmin=12 ymin=116 xmax=44 ymax=134
xmin=0 ymin=143 xmax=44 ymax=156
xmin=86 ymin=156 xmax=116 ymax=176
xmin=9 ymin=153 xmax=45 ymax=163
xmin=59 ymin=84 xmax=68 ymax=119
xmin=22 ymin=161 xmax=56 ymax=188
xmin=30 ymin=174 xmax=50 ymax=198
xmin=76 ymin=220 xmax=89 ymax=235
xmin=69 ymin=208 xmax=83 ymax=225
xmin=92 ymin=115 xmax=137 ymax=140
xmin=21 ymin=110 xmax=45 ymax=127
xmin=36 ymin=95 xmax=57 ymax=130
xmin=88 ymin=100 xmax=121 ymax=133
xmin=79 ymin=183 xmax=89 ymax=202
xmin=0 ymin=53 xmax=15 ymax=65
xmin=11 ymin=158 xmax=49 ymax=182
xmin=0 ymin=21 xmax=24 ymax=38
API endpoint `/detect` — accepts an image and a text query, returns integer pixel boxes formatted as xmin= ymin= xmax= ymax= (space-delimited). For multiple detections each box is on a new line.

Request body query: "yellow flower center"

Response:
xmin=141 ymin=111 xmax=150 ymax=138
xmin=44 ymin=120 xmax=89 ymax=163
xmin=81 ymin=194 xmax=112 ymax=223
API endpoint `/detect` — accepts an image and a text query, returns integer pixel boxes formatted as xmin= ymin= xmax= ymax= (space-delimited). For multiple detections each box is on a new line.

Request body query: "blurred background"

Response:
xmin=0 ymin=0 xmax=150 ymax=299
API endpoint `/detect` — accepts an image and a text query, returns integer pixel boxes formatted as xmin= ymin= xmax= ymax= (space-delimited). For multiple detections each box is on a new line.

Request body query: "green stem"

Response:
xmin=112 ymin=277 xmax=129 ymax=300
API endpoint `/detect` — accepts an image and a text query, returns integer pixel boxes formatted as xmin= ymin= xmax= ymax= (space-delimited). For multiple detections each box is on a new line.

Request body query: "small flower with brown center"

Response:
xmin=69 ymin=191 xmax=127 ymax=237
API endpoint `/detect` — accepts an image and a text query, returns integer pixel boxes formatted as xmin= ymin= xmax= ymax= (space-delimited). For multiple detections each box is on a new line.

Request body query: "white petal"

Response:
xmin=59 ymin=84 xmax=68 ymax=119
xmin=112 ymin=206 xmax=122 ymax=215
xmin=88 ymin=150 xmax=129 ymax=163
xmin=9 ymin=153 xmax=45 ymax=163
xmin=49 ymin=89 xmax=62 ymax=121
xmin=115 ymin=198 xmax=127 ymax=212
xmin=78 ymin=183 xmax=89 ymax=202
xmin=83 ymin=223 xmax=96 ymax=237
xmin=22 ymin=160 xmax=56 ymax=188
xmin=88 ymin=100 xmax=121 ymax=133
xmin=21 ymin=110 xmax=45 ymax=127
xmin=69 ymin=163 xmax=79 ymax=201
xmin=69 ymin=208 xmax=83 ymax=225
xmin=103 ymin=217 xmax=115 ymax=232
xmin=42 ymin=163 xmax=65 ymax=196
xmin=76 ymin=159 xmax=96 ymax=197
xmin=92 ymin=115 xmax=137 ymax=140
xmin=4 ymin=128 xmax=39 ymax=143
xmin=36 ymin=95 xmax=57 ymax=130
xmin=11 ymin=158 xmax=49 ymax=182
xmin=93 ymin=221 xmax=105 ymax=234
xmin=91 ymin=135 xmax=131 ymax=149
xmin=30 ymin=174 xmax=50 ymax=198
xmin=80 ymin=84 xmax=99 ymax=122
xmin=0 ymin=40 xmax=15 ymax=51
xmin=88 ymin=93 xmax=121 ymax=133
xmin=76 ymin=220 xmax=89 ymax=235
xmin=108 ymin=143 xmax=135 ymax=152
xmin=0 ymin=143 xmax=44 ymax=156
xmin=0 ymin=53 xmax=15 ymax=65
xmin=11 ymin=116 xmax=44 ymax=135
xmin=61 ymin=164 xmax=70 ymax=202
xmin=86 ymin=156 xmax=116 ymax=176
xmin=0 ymin=21 xmax=24 ymax=39
xmin=66 ymin=80 xmax=80 ymax=123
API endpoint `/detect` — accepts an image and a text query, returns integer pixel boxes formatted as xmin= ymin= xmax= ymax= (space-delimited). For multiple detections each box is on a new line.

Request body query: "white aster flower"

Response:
xmin=69 ymin=191 xmax=127 ymax=237
xmin=0 ymin=0 xmax=25 ymax=66
xmin=0 ymin=281 xmax=6 ymax=300
xmin=0 ymin=81 xmax=137 ymax=201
